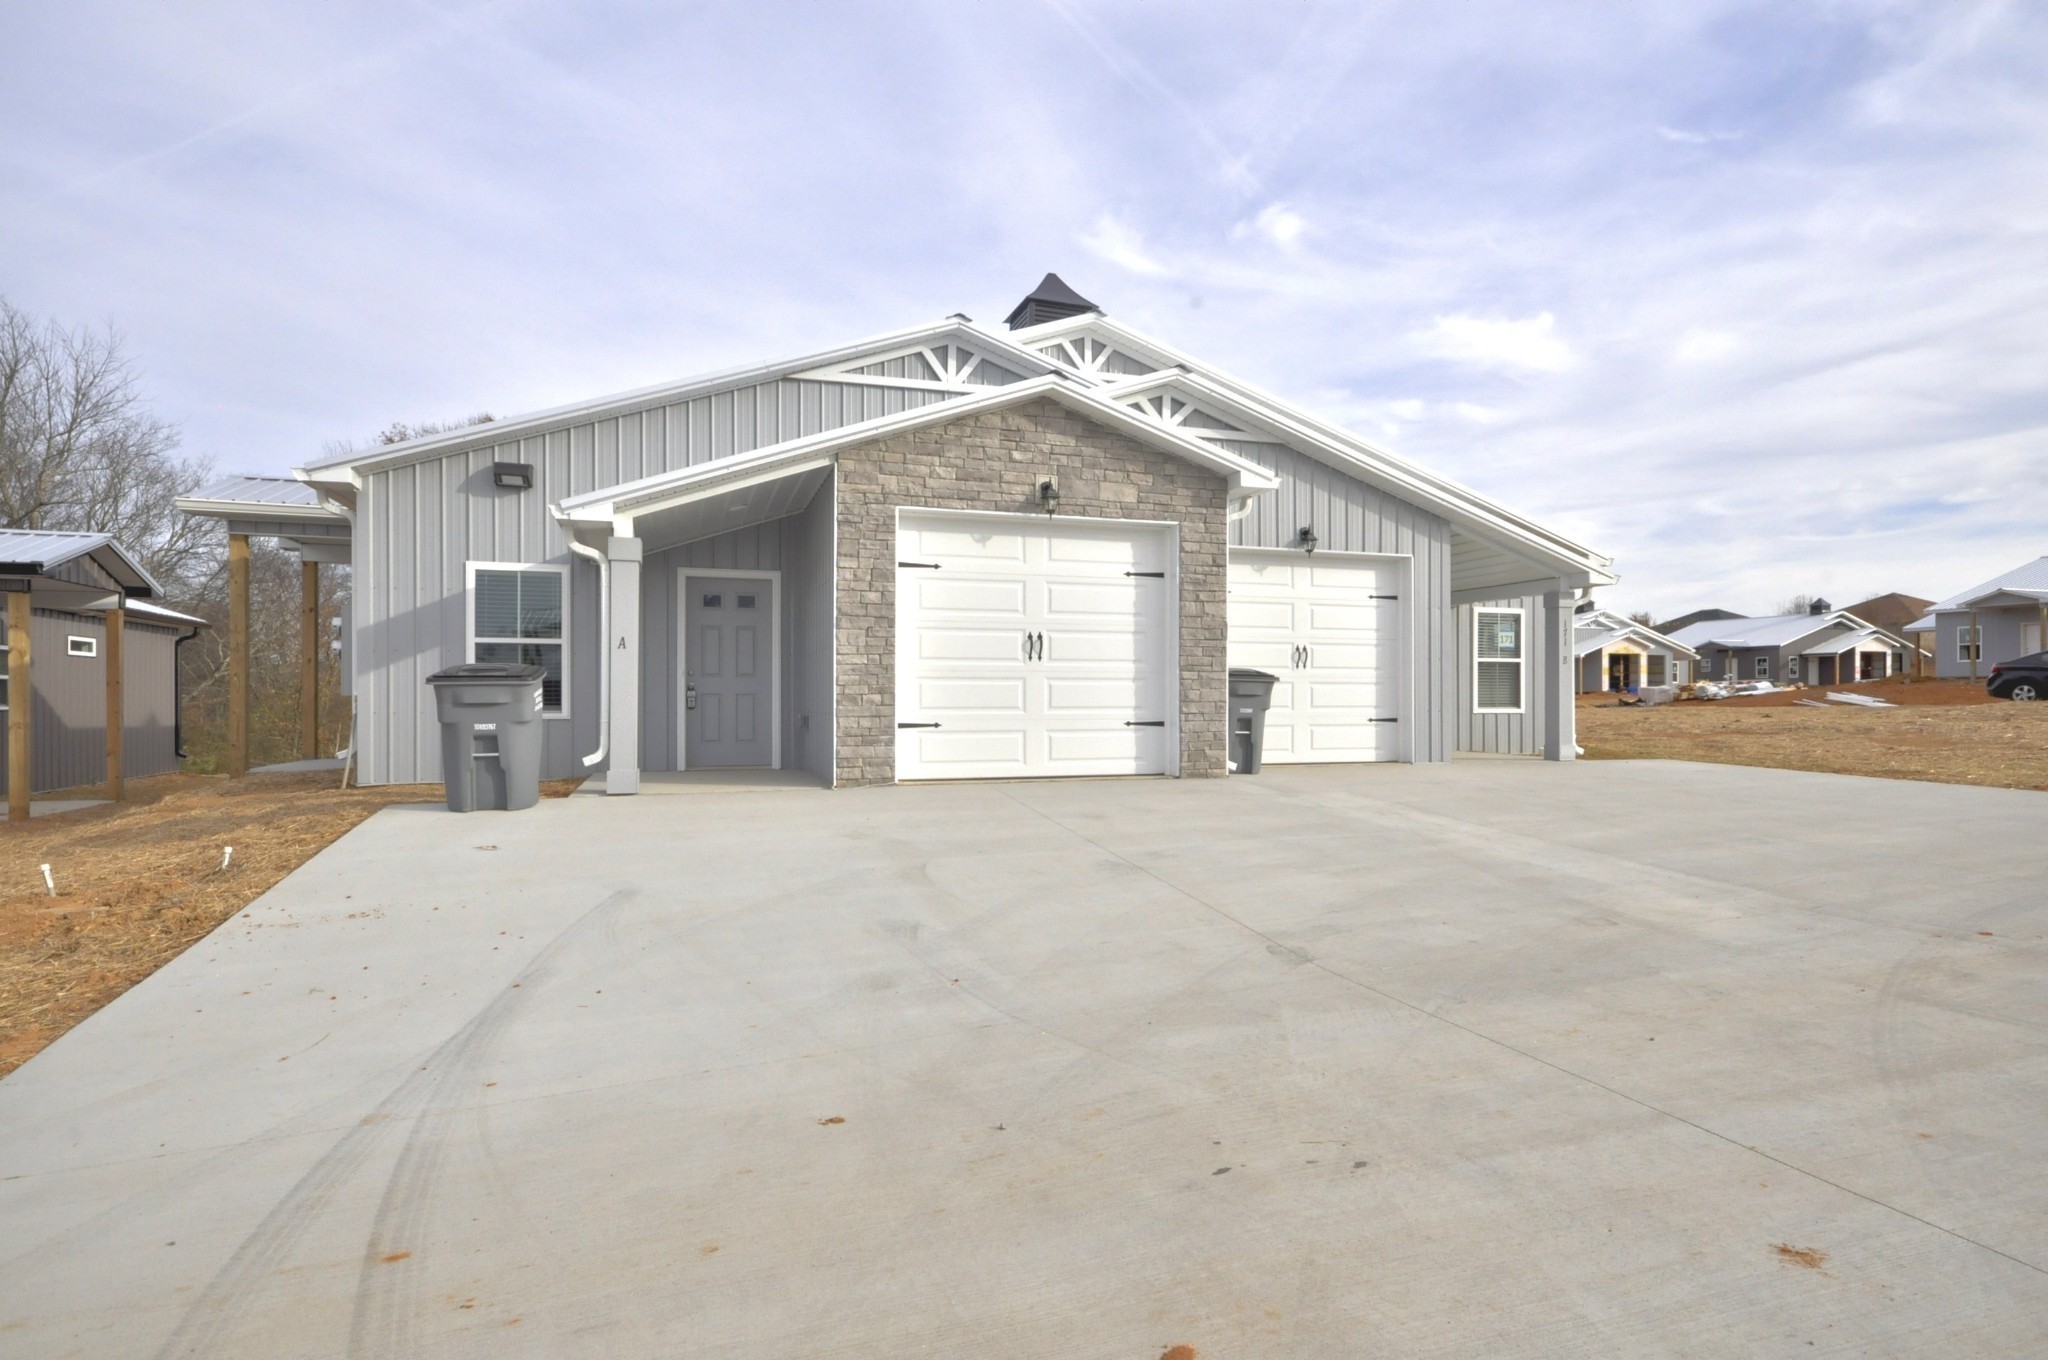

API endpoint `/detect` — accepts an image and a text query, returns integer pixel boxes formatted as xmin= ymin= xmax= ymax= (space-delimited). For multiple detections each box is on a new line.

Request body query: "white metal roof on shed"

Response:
xmin=120 ymin=598 xmax=208 ymax=627
xmin=189 ymin=475 xmax=326 ymax=507
xmin=0 ymin=527 xmax=160 ymax=594
xmin=1666 ymin=612 xmax=1839 ymax=649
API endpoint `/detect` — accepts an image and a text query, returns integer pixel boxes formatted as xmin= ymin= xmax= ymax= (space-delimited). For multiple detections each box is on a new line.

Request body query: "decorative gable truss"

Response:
xmin=1033 ymin=333 xmax=1160 ymax=380
xmin=792 ymin=340 xmax=1033 ymax=391
xmin=1117 ymin=386 xmax=1289 ymax=448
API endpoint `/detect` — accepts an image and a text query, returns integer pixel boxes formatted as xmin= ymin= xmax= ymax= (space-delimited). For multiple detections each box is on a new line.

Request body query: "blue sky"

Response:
xmin=4 ymin=1 xmax=2044 ymax=617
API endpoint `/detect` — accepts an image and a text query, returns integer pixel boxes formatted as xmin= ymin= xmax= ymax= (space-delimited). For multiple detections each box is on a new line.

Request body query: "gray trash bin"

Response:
xmin=426 ymin=663 xmax=547 ymax=811
xmin=1229 ymin=668 xmax=1279 ymax=774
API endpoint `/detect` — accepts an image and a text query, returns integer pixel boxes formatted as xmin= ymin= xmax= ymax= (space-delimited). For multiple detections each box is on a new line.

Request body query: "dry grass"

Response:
xmin=1579 ymin=692 xmax=2048 ymax=791
xmin=0 ymin=771 xmax=581 ymax=1076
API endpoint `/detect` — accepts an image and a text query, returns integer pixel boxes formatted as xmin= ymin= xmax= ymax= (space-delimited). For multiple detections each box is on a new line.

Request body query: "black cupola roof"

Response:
xmin=1003 ymin=273 xmax=1099 ymax=330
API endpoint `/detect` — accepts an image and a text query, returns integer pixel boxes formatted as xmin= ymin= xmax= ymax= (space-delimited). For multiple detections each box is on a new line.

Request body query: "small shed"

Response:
xmin=1 ymin=530 xmax=202 ymax=817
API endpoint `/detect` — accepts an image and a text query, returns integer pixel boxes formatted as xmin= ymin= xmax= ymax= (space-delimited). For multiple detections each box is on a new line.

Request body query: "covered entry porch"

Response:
xmin=555 ymin=456 xmax=836 ymax=793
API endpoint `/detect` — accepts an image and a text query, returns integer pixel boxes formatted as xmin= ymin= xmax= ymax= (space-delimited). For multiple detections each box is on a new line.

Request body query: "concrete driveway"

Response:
xmin=2 ymin=760 xmax=2044 ymax=1357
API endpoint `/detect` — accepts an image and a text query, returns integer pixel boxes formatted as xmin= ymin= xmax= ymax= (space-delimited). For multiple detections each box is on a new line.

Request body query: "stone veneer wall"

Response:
xmin=834 ymin=397 xmax=1230 ymax=787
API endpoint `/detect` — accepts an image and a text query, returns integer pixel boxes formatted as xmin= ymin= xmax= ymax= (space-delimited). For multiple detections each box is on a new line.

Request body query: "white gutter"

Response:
xmin=561 ymin=516 xmax=609 ymax=770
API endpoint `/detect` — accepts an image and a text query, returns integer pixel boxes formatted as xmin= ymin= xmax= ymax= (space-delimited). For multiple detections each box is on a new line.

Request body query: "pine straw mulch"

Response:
xmin=0 ymin=770 xmax=582 ymax=1077
xmin=1578 ymin=695 xmax=2048 ymax=791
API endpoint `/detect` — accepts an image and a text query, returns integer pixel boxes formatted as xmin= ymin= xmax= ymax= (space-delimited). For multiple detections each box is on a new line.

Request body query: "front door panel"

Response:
xmin=686 ymin=576 xmax=772 ymax=768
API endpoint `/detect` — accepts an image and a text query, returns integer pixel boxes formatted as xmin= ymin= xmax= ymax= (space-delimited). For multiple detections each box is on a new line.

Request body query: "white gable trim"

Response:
xmin=555 ymin=375 xmax=1280 ymax=529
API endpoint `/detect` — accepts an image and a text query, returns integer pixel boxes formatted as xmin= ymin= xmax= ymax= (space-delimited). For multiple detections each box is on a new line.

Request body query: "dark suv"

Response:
xmin=1987 ymin=651 xmax=2048 ymax=700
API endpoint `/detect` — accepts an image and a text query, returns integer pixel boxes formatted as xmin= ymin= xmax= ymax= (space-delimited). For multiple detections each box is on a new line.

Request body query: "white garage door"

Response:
xmin=896 ymin=512 xmax=1174 ymax=780
xmin=1227 ymin=549 xmax=1403 ymax=762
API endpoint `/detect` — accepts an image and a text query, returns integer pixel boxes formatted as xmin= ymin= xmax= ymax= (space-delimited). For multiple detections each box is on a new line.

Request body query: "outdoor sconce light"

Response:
xmin=492 ymin=461 xmax=535 ymax=490
xmin=1039 ymin=477 xmax=1060 ymax=514
xmin=1299 ymin=525 xmax=1319 ymax=554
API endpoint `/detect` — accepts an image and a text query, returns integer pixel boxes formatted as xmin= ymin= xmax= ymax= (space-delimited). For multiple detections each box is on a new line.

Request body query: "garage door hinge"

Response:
xmin=897 ymin=561 xmax=942 ymax=569
xmin=1123 ymin=571 xmax=1166 ymax=578
xmin=1125 ymin=720 xmax=1166 ymax=727
xmin=897 ymin=722 xmax=942 ymax=729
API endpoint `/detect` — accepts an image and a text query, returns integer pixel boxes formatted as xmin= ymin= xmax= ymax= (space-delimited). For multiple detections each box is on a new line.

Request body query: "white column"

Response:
xmin=1543 ymin=587 xmax=1575 ymax=761
xmin=606 ymin=536 xmax=643 ymax=795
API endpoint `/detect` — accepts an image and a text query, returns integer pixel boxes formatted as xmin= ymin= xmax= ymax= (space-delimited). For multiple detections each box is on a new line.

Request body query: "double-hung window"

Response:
xmin=468 ymin=563 xmax=567 ymax=716
xmin=1957 ymin=626 xmax=1980 ymax=662
xmin=1754 ymin=655 xmax=1769 ymax=678
xmin=1473 ymin=608 xmax=1524 ymax=712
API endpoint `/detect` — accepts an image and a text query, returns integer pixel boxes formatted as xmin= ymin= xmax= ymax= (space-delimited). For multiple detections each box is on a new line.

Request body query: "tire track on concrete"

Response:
xmin=150 ymin=889 xmax=635 ymax=1360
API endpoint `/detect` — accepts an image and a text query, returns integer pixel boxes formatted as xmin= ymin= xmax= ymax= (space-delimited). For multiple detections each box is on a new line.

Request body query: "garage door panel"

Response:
xmin=899 ymin=512 xmax=1172 ymax=781
xmin=919 ymin=679 xmax=1027 ymax=713
xmin=917 ymin=578 xmax=1026 ymax=614
xmin=1227 ymin=550 xmax=1402 ymax=765
xmin=919 ymin=629 xmax=1022 ymax=662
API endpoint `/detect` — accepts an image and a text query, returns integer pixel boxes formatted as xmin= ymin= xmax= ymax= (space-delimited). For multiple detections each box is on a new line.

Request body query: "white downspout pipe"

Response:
xmin=563 ymin=522 xmax=609 ymax=769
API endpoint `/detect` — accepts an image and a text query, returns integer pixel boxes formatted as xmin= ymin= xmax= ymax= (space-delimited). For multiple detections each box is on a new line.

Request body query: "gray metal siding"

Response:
xmin=1936 ymin=607 xmax=2030 ymax=678
xmin=1456 ymin=594 xmax=1551 ymax=755
xmin=355 ymin=379 xmax=952 ymax=784
xmin=0 ymin=611 xmax=183 ymax=796
xmin=1225 ymin=441 xmax=1454 ymax=763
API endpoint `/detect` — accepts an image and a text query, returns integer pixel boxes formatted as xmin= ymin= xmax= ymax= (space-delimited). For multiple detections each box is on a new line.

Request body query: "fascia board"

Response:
xmin=83 ymin=539 xmax=161 ymax=596
xmin=299 ymin=318 xmax=1009 ymax=479
xmin=561 ymin=376 xmax=1279 ymax=523
xmin=174 ymin=496 xmax=351 ymax=525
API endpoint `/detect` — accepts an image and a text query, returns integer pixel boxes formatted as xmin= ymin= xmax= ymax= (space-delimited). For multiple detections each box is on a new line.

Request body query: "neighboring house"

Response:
xmin=1908 ymin=556 xmax=2048 ymax=679
xmin=1667 ymin=605 xmax=1912 ymax=686
xmin=1655 ymin=607 xmax=1742 ymax=635
xmin=1573 ymin=607 xmax=1697 ymax=692
xmin=177 ymin=276 xmax=1615 ymax=792
xmin=0 ymin=529 xmax=205 ymax=808
xmin=1843 ymin=592 xmax=1935 ymax=674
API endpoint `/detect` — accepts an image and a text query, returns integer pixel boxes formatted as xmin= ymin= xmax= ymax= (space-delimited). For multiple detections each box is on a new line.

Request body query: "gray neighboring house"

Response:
xmin=1572 ymin=608 xmax=1697 ymax=692
xmin=1 ymin=530 xmax=204 ymax=799
xmin=1908 ymin=556 xmax=2048 ymax=679
xmin=177 ymin=277 xmax=1615 ymax=791
xmin=1666 ymin=605 xmax=1912 ymax=686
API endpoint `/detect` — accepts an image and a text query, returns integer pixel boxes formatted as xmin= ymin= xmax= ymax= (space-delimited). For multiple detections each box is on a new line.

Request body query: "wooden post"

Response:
xmin=105 ymin=598 xmax=124 ymax=800
xmin=299 ymin=559 xmax=319 ymax=760
xmin=1968 ymin=607 xmax=1979 ymax=683
xmin=229 ymin=533 xmax=250 ymax=776
xmin=7 ymin=590 xmax=30 ymax=822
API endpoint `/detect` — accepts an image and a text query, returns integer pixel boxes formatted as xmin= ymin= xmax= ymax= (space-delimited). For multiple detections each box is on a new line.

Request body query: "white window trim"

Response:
xmin=1755 ymin=655 xmax=1770 ymax=678
xmin=68 ymin=635 xmax=97 ymax=658
xmin=1472 ymin=606 xmax=1527 ymax=714
xmin=1957 ymin=626 xmax=1979 ymax=662
xmin=466 ymin=560 xmax=571 ymax=719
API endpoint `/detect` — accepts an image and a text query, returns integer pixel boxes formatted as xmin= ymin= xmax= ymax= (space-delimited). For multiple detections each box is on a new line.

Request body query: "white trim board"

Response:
xmin=676 ymin=567 xmax=783 ymax=772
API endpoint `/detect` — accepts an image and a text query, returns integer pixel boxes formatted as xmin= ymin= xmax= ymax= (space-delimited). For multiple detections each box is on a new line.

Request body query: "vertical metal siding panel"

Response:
xmin=125 ymin=624 xmax=179 ymax=777
xmin=642 ymin=548 xmax=672 ymax=769
xmin=387 ymin=467 xmax=417 ymax=782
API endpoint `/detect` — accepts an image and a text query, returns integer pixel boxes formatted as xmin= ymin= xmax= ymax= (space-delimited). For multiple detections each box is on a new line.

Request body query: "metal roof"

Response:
xmin=0 ymin=527 xmax=160 ymax=595
xmin=188 ymin=475 xmax=325 ymax=507
xmin=1799 ymin=628 xmax=1895 ymax=656
xmin=1573 ymin=609 xmax=1697 ymax=659
xmin=121 ymin=598 xmax=208 ymax=627
xmin=1669 ymin=610 xmax=1908 ymax=652
xmin=1923 ymin=556 xmax=2048 ymax=614
xmin=1004 ymin=273 xmax=1100 ymax=329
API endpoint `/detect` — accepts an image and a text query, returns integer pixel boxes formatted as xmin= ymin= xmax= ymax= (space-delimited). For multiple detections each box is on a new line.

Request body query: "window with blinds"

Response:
xmin=469 ymin=564 xmax=567 ymax=714
xmin=1473 ymin=608 xmax=1524 ymax=712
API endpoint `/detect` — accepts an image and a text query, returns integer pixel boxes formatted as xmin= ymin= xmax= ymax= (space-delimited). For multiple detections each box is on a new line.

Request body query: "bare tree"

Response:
xmin=0 ymin=298 xmax=214 ymax=594
xmin=1627 ymin=610 xmax=1657 ymax=627
xmin=1776 ymin=593 xmax=1817 ymax=616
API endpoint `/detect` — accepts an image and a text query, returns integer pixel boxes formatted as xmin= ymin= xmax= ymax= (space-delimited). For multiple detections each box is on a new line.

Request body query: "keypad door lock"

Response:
xmin=686 ymin=682 xmax=697 ymax=710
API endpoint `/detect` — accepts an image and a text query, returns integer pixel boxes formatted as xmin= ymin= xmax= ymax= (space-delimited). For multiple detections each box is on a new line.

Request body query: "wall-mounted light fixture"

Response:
xmin=1299 ymin=525 xmax=1319 ymax=554
xmin=492 ymin=461 xmax=535 ymax=490
xmin=1038 ymin=476 xmax=1060 ymax=514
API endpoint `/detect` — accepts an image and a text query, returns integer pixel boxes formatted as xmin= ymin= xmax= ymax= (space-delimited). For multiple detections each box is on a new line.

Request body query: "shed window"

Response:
xmin=68 ymin=635 xmax=97 ymax=658
xmin=1473 ymin=608 xmax=1524 ymax=712
xmin=468 ymin=563 xmax=567 ymax=715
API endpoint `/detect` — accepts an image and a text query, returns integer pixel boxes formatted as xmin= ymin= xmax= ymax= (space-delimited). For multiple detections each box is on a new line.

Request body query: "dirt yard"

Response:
xmin=1579 ymin=679 xmax=2048 ymax=790
xmin=0 ymin=771 xmax=580 ymax=1076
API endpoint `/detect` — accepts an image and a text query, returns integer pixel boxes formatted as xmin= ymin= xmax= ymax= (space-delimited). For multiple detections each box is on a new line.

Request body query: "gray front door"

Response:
xmin=685 ymin=576 xmax=772 ymax=767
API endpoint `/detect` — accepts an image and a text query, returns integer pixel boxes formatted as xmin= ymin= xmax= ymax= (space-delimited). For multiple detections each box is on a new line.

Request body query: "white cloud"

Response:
xmin=1452 ymin=402 xmax=1505 ymax=424
xmin=1672 ymin=329 xmax=1739 ymax=363
xmin=1420 ymin=312 xmax=1576 ymax=374
xmin=1233 ymin=202 xmax=1306 ymax=247
xmin=1387 ymin=398 xmax=1425 ymax=420
xmin=1079 ymin=214 xmax=1170 ymax=277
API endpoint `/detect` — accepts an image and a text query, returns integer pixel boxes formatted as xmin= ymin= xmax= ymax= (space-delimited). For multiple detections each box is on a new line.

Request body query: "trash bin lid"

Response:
xmin=427 ymin=662 xmax=547 ymax=684
xmin=1228 ymin=668 xmax=1278 ymax=682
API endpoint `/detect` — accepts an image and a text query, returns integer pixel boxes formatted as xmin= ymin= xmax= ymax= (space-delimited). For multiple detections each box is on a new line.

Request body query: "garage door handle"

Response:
xmin=1125 ymin=720 xmax=1166 ymax=727
xmin=1369 ymin=594 xmax=1399 ymax=600
xmin=898 ymin=722 xmax=942 ymax=729
xmin=1124 ymin=571 xmax=1165 ymax=578
xmin=898 ymin=561 xmax=942 ymax=569
xmin=1369 ymin=717 xmax=1398 ymax=723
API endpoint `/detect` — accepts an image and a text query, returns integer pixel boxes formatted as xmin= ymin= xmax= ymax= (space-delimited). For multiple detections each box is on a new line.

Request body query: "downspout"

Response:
xmin=565 ymin=529 xmax=609 ymax=769
xmin=173 ymin=624 xmax=201 ymax=759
